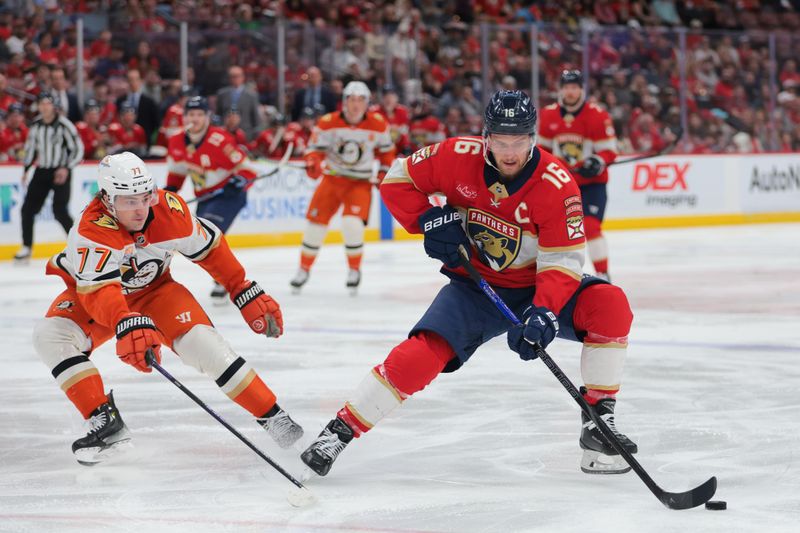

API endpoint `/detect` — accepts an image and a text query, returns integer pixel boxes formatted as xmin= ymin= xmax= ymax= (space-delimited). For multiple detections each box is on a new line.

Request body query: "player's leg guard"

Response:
xmin=291 ymin=222 xmax=328 ymax=291
xmin=301 ymin=331 xmax=453 ymax=476
xmin=33 ymin=317 xmax=107 ymax=418
xmin=573 ymin=284 xmax=636 ymax=473
xmin=341 ymin=215 xmax=365 ymax=290
xmin=584 ymin=216 xmax=609 ymax=279
xmin=173 ymin=325 xmax=303 ymax=447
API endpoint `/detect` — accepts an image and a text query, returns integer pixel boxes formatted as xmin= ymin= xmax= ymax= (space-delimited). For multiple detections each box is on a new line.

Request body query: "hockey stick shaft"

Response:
xmin=145 ymin=349 xmax=307 ymax=491
xmin=608 ymin=126 xmax=684 ymax=167
xmin=455 ymin=248 xmax=716 ymax=509
xmin=186 ymin=144 xmax=294 ymax=205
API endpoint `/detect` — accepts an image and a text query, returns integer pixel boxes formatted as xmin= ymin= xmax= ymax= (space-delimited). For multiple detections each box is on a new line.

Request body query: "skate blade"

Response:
xmin=210 ymin=297 xmax=228 ymax=307
xmin=74 ymin=438 xmax=133 ymax=466
xmin=347 ymin=287 xmax=358 ymax=297
xmin=580 ymin=449 xmax=631 ymax=475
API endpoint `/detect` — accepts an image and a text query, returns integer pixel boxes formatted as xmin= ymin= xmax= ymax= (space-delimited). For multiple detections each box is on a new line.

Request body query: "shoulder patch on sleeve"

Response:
xmin=164 ymin=192 xmax=186 ymax=215
xmin=92 ymin=214 xmax=119 ymax=230
xmin=410 ymin=143 xmax=441 ymax=165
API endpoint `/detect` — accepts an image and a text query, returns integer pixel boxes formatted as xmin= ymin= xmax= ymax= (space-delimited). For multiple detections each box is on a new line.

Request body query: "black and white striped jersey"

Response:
xmin=23 ymin=115 xmax=85 ymax=171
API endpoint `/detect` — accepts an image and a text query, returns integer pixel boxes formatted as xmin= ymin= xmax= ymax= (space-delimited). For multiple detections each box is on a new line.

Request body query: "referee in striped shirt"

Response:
xmin=15 ymin=92 xmax=84 ymax=261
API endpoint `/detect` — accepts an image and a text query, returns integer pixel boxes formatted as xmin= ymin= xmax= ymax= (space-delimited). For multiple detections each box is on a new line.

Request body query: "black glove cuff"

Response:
xmin=116 ymin=315 xmax=156 ymax=339
xmin=233 ymin=281 xmax=264 ymax=310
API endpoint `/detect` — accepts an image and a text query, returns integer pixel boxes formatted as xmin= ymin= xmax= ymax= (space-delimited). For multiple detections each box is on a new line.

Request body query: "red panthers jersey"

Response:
xmin=166 ymin=126 xmax=255 ymax=196
xmin=538 ymin=102 xmax=617 ymax=186
xmin=381 ymin=137 xmax=586 ymax=314
xmin=408 ymin=115 xmax=446 ymax=153
xmin=0 ymin=124 xmax=28 ymax=161
xmin=371 ymin=103 xmax=411 ymax=154
xmin=156 ymin=103 xmax=184 ymax=147
xmin=107 ymin=122 xmax=147 ymax=152
xmin=76 ymin=122 xmax=105 ymax=160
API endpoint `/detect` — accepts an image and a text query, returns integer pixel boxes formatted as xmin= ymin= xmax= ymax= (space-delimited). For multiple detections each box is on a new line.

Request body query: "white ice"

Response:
xmin=1 ymin=223 xmax=799 ymax=533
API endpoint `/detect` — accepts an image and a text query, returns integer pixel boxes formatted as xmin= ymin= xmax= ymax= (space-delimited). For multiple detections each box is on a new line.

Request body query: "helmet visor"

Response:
xmin=486 ymin=134 xmax=533 ymax=155
xmin=113 ymin=189 xmax=159 ymax=212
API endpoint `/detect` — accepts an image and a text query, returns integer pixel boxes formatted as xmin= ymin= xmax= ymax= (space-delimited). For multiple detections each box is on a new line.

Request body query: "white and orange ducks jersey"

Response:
xmin=46 ymin=189 xmax=246 ymax=328
xmin=307 ymin=111 xmax=396 ymax=180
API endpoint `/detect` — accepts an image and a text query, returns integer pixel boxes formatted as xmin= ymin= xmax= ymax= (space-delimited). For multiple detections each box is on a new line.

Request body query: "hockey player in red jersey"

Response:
xmin=289 ymin=81 xmax=396 ymax=294
xmin=301 ymin=90 xmax=637 ymax=478
xmin=33 ymin=152 xmax=303 ymax=465
xmin=539 ymin=70 xmax=618 ymax=280
xmin=163 ymin=96 xmax=257 ymax=303
xmin=371 ymin=85 xmax=411 ymax=155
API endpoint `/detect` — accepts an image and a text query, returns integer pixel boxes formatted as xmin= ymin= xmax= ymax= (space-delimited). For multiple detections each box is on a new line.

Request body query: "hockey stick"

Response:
xmin=185 ymin=144 xmax=294 ymax=205
xmin=455 ymin=249 xmax=717 ymax=510
xmin=608 ymin=126 xmax=684 ymax=167
xmin=144 ymin=349 xmax=315 ymax=507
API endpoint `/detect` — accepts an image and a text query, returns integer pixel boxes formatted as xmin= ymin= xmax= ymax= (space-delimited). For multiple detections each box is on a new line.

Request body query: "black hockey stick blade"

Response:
xmin=456 ymin=249 xmax=718 ymax=510
xmin=658 ymin=476 xmax=717 ymax=510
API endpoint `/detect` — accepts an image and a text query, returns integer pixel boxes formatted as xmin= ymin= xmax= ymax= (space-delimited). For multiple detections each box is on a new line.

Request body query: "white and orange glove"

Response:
xmin=115 ymin=313 xmax=162 ymax=372
xmin=231 ymin=281 xmax=283 ymax=338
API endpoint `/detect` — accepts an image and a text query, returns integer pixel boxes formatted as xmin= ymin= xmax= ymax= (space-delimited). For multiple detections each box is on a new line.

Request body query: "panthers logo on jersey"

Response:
xmin=557 ymin=141 xmax=583 ymax=167
xmin=467 ymin=209 xmax=521 ymax=271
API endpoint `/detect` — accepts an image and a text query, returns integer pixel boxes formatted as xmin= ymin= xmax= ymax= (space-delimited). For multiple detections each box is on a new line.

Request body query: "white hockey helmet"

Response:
xmin=342 ymin=81 xmax=371 ymax=102
xmin=98 ymin=152 xmax=157 ymax=214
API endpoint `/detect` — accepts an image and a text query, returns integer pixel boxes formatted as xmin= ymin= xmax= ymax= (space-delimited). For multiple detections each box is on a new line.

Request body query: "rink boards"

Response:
xmin=0 ymin=152 xmax=799 ymax=259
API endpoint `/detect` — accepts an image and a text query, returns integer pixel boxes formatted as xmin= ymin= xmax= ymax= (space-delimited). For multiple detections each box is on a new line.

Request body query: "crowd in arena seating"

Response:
xmin=1 ymin=0 xmax=799 ymax=162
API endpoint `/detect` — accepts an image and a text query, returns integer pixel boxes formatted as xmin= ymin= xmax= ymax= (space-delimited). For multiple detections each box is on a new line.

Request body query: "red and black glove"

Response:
xmin=232 ymin=281 xmax=283 ymax=338
xmin=115 ymin=313 xmax=162 ymax=373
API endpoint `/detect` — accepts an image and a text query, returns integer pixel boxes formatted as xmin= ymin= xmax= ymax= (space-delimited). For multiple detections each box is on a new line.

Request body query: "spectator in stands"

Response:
xmin=116 ymin=68 xmax=159 ymax=147
xmin=75 ymin=99 xmax=107 ymax=160
xmin=291 ymin=66 xmax=337 ymax=121
xmin=216 ymin=65 xmax=261 ymax=141
xmin=5 ymin=18 xmax=27 ymax=56
xmin=371 ymin=85 xmax=411 ymax=155
xmin=0 ymin=102 xmax=28 ymax=162
xmin=0 ymin=73 xmax=17 ymax=111
xmin=223 ymin=108 xmax=248 ymax=149
xmin=50 ymin=67 xmax=82 ymax=124
xmin=107 ymin=102 xmax=147 ymax=157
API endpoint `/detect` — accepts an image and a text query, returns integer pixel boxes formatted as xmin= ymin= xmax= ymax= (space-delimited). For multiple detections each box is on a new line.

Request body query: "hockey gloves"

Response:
xmin=507 ymin=306 xmax=559 ymax=360
xmin=115 ymin=313 xmax=162 ymax=373
xmin=304 ymin=153 xmax=324 ymax=180
xmin=224 ymin=174 xmax=249 ymax=194
xmin=576 ymin=155 xmax=605 ymax=178
xmin=419 ymin=205 xmax=470 ymax=269
xmin=232 ymin=280 xmax=283 ymax=338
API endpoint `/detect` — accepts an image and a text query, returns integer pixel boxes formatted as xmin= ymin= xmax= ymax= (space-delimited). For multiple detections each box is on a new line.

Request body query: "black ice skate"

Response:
xmin=300 ymin=417 xmax=354 ymax=476
xmin=579 ymin=388 xmax=637 ymax=474
xmin=289 ymin=268 xmax=310 ymax=294
xmin=72 ymin=391 xmax=132 ymax=466
xmin=256 ymin=405 xmax=304 ymax=449
xmin=346 ymin=269 xmax=361 ymax=296
xmin=210 ymin=282 xmax=228 ymax=306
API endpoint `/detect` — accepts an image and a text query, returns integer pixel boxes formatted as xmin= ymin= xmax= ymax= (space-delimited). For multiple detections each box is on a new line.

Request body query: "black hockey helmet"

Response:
xmin=483 ymin=90 xmax=537 ymax=137
xmin=559 ymin=69 xmax=583 ymax=87
xmin=184 ymin=96 xmax=209 ymax=113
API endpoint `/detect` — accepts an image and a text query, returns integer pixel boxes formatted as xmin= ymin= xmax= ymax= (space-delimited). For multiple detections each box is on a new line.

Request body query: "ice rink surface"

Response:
xmin=1 ymin=223 xmax=799 ymax=533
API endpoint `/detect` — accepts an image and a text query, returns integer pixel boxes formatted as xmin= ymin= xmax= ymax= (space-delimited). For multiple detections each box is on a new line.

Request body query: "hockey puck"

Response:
xmin=705 ymin=500 xmax=727 ymax=510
